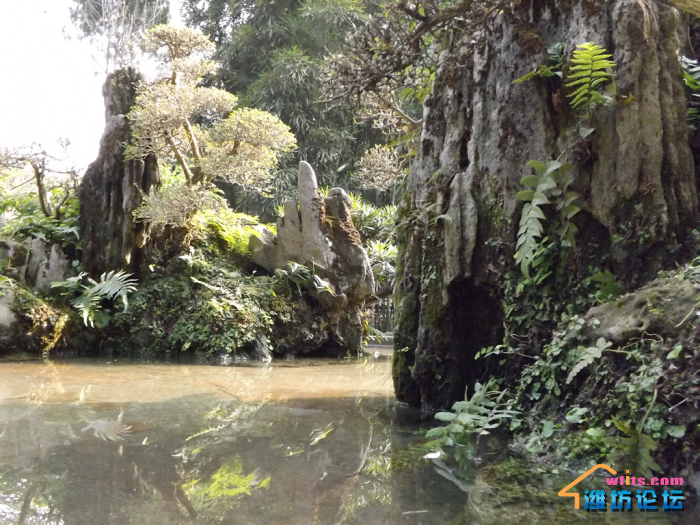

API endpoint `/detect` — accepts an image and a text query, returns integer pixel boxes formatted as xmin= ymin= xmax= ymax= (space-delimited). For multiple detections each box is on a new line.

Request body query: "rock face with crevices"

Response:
xmin=393 ymin=0 xmax=698 ymax=408
xmin=250 ymin=161 xmax=374 ymax=356
xmin=0 ymin=291 xmax=19 ymax=349
xmin=0 ymin=239 xmax=74 ymax=293
xmin=24 ymin=239 xmax=75 ymax=293
xmin=80 ymin=67 xmax=160 ymax=277
xmin=250 ymin=161 xmax=335 ymax=271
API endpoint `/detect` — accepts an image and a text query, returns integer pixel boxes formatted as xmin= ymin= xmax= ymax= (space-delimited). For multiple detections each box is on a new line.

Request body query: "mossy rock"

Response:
xmin=582 ymin=278 xmax=699 ymax=345
xmin=453 ymin=458 xmax=675 ymax=525
xmin=7 ymin=287 xmax=70 ymax=354
xmin=0 ymin=240 xmax=29 ymax=281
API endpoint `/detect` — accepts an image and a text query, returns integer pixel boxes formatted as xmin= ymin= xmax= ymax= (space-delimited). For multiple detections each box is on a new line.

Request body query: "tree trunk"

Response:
xmin=80 ymin=68 xmax=159 ymax=276
xmin=393 ymin=0 xmax=698 ymax=409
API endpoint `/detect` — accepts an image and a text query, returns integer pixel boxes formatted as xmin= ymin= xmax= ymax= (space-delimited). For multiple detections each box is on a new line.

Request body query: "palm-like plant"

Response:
xmin=54 ymin=270 xmax=138 ymax=326
xmin=348 ymin=194 xmax=396 ymax=244
xmin=366 ymin=240 xmax=397 ymax=287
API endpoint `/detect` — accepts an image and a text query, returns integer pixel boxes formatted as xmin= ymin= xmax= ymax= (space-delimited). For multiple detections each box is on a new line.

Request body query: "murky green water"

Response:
xmin=0 ymin=355 xmax=696 ymax=524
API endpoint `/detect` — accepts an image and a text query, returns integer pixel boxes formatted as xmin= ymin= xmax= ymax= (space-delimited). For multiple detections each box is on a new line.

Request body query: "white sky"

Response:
xmin=0 ymin=0 xmax=183 ymax=172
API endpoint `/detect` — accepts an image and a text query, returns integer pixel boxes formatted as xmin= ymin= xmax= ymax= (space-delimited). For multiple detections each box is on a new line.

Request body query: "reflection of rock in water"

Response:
xmin=213 ymin=397 xmax=375 ymax=525
xmin=0 ymin=401 xmax=198 ymax=524
xmin=310 ymin=424 xmax=372 ymax=525
xmin=0 ymin=382 xmax=473 ymax=524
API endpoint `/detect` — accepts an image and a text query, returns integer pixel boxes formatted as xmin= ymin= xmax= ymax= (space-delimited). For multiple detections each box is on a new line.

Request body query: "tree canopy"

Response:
xmin=181 ymin=0 xmax=390 ymax=212
xmin=125 ymin=25 xmax=296 ymax=191
xmin=69 ymin=0 xmax=170 ymax=73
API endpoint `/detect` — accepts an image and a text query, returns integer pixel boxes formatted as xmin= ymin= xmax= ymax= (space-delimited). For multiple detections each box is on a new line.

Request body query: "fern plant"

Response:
xmin=566 ymin=337 xmax=612 ymax=385
xmin=274 ymin=262 xmax=335 ymax=297
xmin=515 ymin=160 xmax=580 ymax=277
xmin=606 ymin=415 xmax=662 ymax=479
xmin=64 ymin=270 xmax=138 ymax=327
xmin=566 ymin=42 xmax=616 ymax=124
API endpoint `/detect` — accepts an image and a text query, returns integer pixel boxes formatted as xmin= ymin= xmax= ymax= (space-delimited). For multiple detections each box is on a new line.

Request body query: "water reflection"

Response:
xmin=3 ymin=357 xmax=690 ymax=524
xmin=0 ymin=357 xmax=467 ymax=524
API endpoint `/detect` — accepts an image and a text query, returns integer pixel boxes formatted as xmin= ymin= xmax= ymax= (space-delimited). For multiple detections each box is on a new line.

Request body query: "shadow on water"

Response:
xmin=0 ymin=356 xmax=696 ymax=524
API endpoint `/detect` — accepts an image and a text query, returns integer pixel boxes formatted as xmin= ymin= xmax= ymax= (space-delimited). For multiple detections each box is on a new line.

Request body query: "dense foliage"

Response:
xmin=181 ymin=0 xmax=395 ymax=215
xmin=0 ymin=161 xmax=81 ymax=249
xmin=105 ymin=194 xmax=362 ymax=356
xmin=3 ymin=3 xmax=699 ymax=511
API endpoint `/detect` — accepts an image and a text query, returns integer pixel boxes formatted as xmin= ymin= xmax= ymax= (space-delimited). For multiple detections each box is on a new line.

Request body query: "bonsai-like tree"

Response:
xmin=125 ymin=25 xmax=296 ymax=192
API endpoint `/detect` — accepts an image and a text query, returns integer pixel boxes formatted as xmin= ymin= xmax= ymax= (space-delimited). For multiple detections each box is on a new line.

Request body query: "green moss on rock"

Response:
xmin=10 ymin=287 xmax=70 ymax=354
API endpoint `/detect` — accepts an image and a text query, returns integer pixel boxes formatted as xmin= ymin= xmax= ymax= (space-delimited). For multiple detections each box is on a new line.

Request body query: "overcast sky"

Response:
xmin=0 ymin=0 xmax=183 ymax=172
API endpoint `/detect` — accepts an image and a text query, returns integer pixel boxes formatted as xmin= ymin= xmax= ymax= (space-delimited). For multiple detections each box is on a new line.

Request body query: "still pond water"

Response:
xmin=0 ymin=354 xmax=695 ymax=524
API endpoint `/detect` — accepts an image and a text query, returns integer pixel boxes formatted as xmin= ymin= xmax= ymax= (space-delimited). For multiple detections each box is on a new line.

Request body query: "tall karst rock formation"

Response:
xmin=394 ymin=0 xmax=698 ymax=408
xmin=80 ymin=68 xmax=159 ymax=276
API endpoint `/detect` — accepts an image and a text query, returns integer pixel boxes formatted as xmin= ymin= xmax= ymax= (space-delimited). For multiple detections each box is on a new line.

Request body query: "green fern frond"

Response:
xmin=566 ymin=337 xmax=611 ymax=384
xmin=515 ymin=203 xmax=546 ymax=278
xmin=515 ymin=160 xmax=578 ymax=276
xmin=72 ymin=293 xmax=103 ymax=326
xmin=89 ymin=270 xmax=138 ymax=299
xmin=566 ymin=42 xmax=615 ymax=116
xmin=72 ymin=270 xmax=138 ymax=326
xmin=606 ymin=416 xmax=662 ymax=479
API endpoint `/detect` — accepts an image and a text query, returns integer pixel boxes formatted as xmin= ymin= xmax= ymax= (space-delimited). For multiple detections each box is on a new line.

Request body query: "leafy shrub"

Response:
xmin=0 ymin=175 xmax=80 ymax=248
xmin=366 ymin=240 xmax=396 ymax=288
xmin=110 ymin=246 xmax=296 ymax=355
xmin=426 ymin=378 xmax=519 ymax=468
xmin=506 ymin=304 xmax=694 ymax=471
xmin=135 ymin=183 xmax=265 ymax=257
xmin=190 ymin=207 xmax=262 ymax=256
xmin=347 ymin=193 xmax=396 ymax=244
xmin=512 ymin=43 xmax=564 ymax=84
